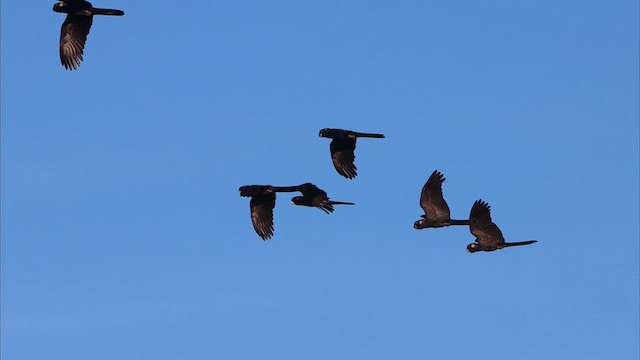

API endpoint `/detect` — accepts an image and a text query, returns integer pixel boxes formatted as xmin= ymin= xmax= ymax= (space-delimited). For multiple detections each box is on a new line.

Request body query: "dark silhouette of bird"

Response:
xmin=239 ymin=185 xmax=277 ymax=240
xmin=288 ymin=183 xmax=355 ymax=214
xmin=319 ymin=128 xmax=385 ymax=179
xmin=414 ymin=170 xmax=469 ymax=229
xmin=238 ymin=185 xmax=304 ymax=240
xmin=53 ymin=0 xmax=124 ymax=70
xmin=466 ymin=199 xmax=537 ymax=253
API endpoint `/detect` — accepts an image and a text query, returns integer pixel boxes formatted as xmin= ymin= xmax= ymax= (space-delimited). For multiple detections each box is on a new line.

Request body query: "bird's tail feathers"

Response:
xmin=502 ymin=240 xmax=538 ymax=248
xmin=329 ymin=201 xmax=355 ymax=206
xmin=450 ymin=219 xmax=470 ymax=225
xmin=93 ymin=8 xmax=125 ymax=16
xmin=353 ymin=132 xmax=385 ymax=138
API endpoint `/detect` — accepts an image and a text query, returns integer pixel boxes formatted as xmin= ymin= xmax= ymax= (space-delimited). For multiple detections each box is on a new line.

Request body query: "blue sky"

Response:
xmin=2 ymin=1 xmax=638 ymax=359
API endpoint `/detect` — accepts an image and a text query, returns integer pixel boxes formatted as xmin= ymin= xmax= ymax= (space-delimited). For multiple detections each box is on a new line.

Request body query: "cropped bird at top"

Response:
xmin=53 ymin=0 xmax=124 ymax=70
xmin=466 ymin=199 xmax=538 ymax=253
xmin=414 ymin=170 xmax=469 ymax=229
xmin=319 ymin=128 xmax=385 ymax=179
xmin=284 ymin=183 xmax=355 ymax=214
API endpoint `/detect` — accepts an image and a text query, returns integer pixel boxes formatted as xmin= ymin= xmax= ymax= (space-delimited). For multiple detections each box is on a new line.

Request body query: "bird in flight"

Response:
xmin=466 ymin=199 xmax=537 ymax=253
xmin=414 ymin=170 xmax=469 ymax=229
xmin=319 ymin=128 xmax=385 ymax=179
xmin=288 ymin=183 xmax=355 ymax=214
xmin=239 ymin=185 xmax=277 ymax=240
xmin=238 ymin=185 xmax=302 ymax=240
xmin=53 ymin=0 xmax=124 ymax=70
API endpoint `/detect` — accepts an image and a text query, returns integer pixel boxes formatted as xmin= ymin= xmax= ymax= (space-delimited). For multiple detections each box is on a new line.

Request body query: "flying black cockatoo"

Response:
xmin=319 ymin=128 xmax=384 ymax=179
xmin=53 ymin=0 xmax=124 ymax=70
xmin=466 ymin=199 xmax=538 ymax=253
xmin=238 ymin=184 xmax=304 ymax=240
xmin=287 ymin=183 xmax=355 ymax=214
xmin=414 ymin=170 xmax=469 ymax=229
xmin=239 ymin=185 xmax=277 ymax=240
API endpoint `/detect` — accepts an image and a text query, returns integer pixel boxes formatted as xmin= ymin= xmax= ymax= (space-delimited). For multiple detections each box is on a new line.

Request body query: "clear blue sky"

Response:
xmin=2 ymin=1 xmax=638 ymax=359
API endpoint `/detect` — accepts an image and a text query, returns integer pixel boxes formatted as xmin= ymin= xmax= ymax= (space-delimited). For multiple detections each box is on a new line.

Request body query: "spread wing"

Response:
xmin=419 ymin=170 xmax=451 ymax=222
xmin=60 ymin=14 xmax=93 ymax=70
xmin=329 ymin=139 xmax=357 ymax=179
xmin=249 ymin=194 xmax=276 ymax=240
xmin=469 ymin=199 xmax=504 ymax=247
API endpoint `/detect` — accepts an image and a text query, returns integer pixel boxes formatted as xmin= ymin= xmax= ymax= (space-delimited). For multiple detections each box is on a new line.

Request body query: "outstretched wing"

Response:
xmin=419 ymin=170 xmax=451 ymax=222
xmin=329 ymin=139 xmax=357 ymax=179
xmin=249 ymin=194 xmax=276 ymax=240
xmin=469 ymin=199 xmax=504 ymax=247
xmin=60 ymin=14 xmax=93 ymax=70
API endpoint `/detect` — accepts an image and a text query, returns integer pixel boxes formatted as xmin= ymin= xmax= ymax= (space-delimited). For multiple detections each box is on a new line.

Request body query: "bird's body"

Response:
xmin=288 ymin=183 xmax=354 ymax=214
xmin=53 ymin=0 xmax=124 ymax=70
xmin=466 ymin=199 xmax=537 ymax=253
xmin=319 ymin=128 xmax=384 ymax=179
xmin=414 ymin=170 xmax=469 ymax=229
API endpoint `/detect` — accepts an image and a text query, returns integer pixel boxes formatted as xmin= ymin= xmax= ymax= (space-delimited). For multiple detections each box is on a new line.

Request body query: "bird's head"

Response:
xmin=53 ymin=2 xmax=67 ymax=13
xmin=466 ymin=243 xmax=481 ymax=253
xmin=291 ymin=196 xmax=303 ymax=205
xmin=318 ymin=128 xmax=344 ymax=139
xmin=239 ymin=186 xmax=254 ymax=197
xmin=413 ymin=219 xmax=428 ymax=229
